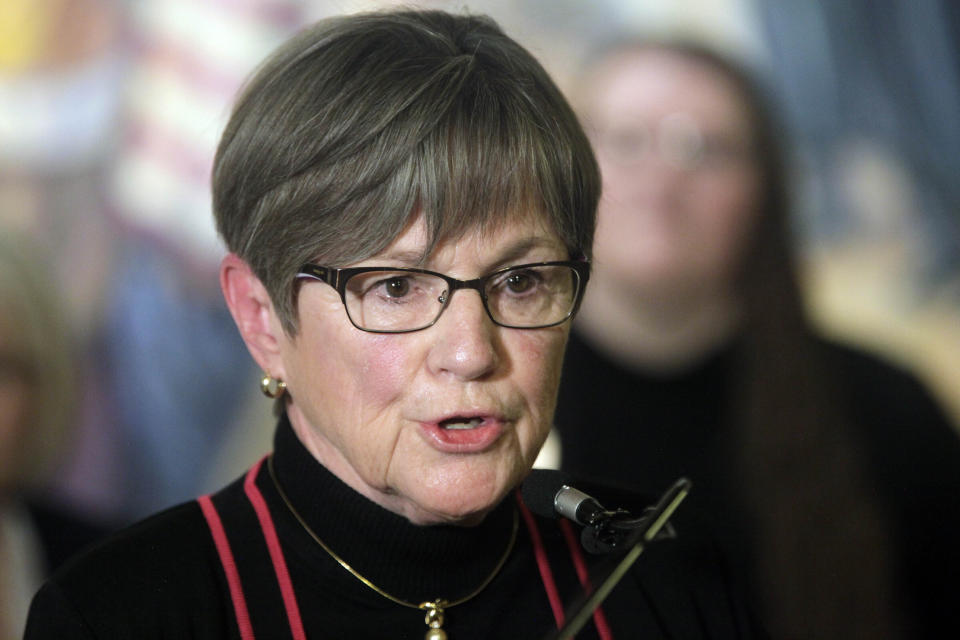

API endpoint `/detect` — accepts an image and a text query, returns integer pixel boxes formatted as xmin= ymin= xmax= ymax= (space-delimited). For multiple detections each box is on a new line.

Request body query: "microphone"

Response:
xmin=523 ymin=469 xmax=693 ymax=640
xmin=521 ymin=469 xmax=665 ymax=553
xmin=521 ymin=469 xmax=608 ymax=526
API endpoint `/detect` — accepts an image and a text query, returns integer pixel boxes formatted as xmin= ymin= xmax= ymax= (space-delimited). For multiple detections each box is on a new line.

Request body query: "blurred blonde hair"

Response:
xmin=0 ymin=231 xmax=77 ymax=488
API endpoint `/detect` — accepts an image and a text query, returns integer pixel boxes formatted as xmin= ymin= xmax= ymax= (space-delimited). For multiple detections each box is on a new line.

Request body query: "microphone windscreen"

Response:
xmin=520 ymin=469 xmax=574 ymax=519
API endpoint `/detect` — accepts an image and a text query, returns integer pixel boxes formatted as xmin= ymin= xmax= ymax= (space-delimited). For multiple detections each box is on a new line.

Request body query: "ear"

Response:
xmin=220 ymin=253 xmax=289 ymax=380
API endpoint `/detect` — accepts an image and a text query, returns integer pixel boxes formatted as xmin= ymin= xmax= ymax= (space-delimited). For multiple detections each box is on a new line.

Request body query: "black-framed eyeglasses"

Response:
xmin=296 ymin=260 xmax=590 ymax=333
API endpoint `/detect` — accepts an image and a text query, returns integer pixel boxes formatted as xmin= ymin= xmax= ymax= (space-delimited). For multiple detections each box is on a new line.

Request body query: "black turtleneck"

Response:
xmin=260 ymin=415 xmax=542 ymax=638
xmin=269 ymin=415 xmax=517 ymax=603
xmin=25 ymin=413 xmax=765 ymax=639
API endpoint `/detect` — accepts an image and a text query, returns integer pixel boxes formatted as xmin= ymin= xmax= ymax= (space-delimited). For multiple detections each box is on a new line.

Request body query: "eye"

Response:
xmin=504 ymin=271 xmax=538 ymax=294
xmin=381 ymin=277 xmax=411 ymax=298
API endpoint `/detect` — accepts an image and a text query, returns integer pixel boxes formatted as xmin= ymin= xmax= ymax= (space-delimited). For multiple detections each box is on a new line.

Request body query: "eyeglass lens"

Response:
xmin=342 ymin=265 xmax=579 ymax=332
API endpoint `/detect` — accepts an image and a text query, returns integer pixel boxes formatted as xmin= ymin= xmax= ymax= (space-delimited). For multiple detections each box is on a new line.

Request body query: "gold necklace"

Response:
xmin=267 ymin=455 xmax=519 ymax=640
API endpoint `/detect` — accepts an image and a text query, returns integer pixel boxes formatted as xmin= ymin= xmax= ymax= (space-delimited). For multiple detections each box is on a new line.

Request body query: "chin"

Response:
xmin=408 ymin=478 xmax=507 ymax=527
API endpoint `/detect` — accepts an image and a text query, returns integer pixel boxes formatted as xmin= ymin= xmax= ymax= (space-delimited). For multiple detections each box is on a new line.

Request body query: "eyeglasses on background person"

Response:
xmin=296 ymin=260 xmax=590 ymax=333
xmin=593 ymin=112 xmax=755 ymax=171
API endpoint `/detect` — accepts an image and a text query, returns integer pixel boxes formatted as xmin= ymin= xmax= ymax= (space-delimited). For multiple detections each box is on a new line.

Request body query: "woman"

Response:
xmin=0 ymin=233 xmax=109 ymax=640
xmin=25 ymin=11 xmax=760 ymax=639
xmin=555 ymin=39 xmax=960 ymax=639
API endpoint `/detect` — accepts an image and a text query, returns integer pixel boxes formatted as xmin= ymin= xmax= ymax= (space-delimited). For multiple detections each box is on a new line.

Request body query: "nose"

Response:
xmin=426 ymin=288 xmax=500 ymax=381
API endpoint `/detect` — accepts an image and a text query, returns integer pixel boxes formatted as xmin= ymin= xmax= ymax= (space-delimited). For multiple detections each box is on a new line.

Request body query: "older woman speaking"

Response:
xmin=25 ymin=9 xmax=759 ymax=639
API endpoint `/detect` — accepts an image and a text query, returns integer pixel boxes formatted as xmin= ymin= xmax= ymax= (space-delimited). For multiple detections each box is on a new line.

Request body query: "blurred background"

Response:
xmin=1 ymin=0 xmax=958 ymax=528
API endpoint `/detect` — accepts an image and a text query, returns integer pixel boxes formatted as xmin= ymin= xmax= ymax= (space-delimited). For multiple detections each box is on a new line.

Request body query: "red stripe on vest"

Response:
xmin=517 ymin=490 xmax=566 ymax=628
xmin=560 ymin=519 xmax=614 ymax=640
xmin=243 ymin=457 xmax=307 ymax=640
xmin=198 ymin=494 xmax=256 ymax=640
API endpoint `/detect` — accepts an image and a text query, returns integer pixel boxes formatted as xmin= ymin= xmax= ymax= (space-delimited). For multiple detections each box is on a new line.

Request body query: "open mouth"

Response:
xmin=423 ymin=415 xmax=503 ymax=452
xmin=440 ymin=417 xmax=485 ymax=430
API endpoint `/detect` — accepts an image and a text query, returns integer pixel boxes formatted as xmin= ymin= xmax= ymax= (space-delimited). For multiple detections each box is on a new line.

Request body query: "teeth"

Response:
xmin=442 ymin=418 xmax=484 ymax=430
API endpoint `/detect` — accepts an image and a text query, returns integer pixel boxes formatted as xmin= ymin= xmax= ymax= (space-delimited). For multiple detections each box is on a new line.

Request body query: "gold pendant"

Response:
xmin=422 ymin=599 xmax=448 ymax=640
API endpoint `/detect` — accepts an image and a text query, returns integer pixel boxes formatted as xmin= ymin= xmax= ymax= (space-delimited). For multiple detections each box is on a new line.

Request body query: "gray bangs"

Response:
xmin=277 ymin=53 xmax=589 ymax=268
xmin=413 ymin=63 xmax=586 ymax=261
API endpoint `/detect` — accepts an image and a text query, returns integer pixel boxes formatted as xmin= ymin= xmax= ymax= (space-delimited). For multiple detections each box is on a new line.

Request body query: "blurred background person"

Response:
xmin=0 ymin=233 xmax=109 ymax=640
xmin=0 ymin=0 xmax=129 ymax=525
xmin=78 ymin=0 xmax=302 ymax=521
xmin=554 ymin=38 xmax=960 ymax=639
xmin=0 ymin=0 xmax=300 ymax=526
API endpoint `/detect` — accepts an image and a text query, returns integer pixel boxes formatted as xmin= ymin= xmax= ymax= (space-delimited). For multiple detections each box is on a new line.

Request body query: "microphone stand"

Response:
xmin=544 ymin=477 xmax=692 ymax=640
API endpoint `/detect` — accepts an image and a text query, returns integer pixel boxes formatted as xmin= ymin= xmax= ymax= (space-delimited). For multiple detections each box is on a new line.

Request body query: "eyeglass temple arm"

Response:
xmin=297 ymin=265 xmax=338 ymax=287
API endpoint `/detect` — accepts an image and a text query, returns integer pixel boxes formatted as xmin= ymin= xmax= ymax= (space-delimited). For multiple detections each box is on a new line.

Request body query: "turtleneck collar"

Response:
xmin=269 ymin=413 xmax=517 ymax=602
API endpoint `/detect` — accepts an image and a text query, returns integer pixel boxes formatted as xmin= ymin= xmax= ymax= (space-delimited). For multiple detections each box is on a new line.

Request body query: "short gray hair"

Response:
xmin=213 ymin=9 xmax=599 ymax=333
